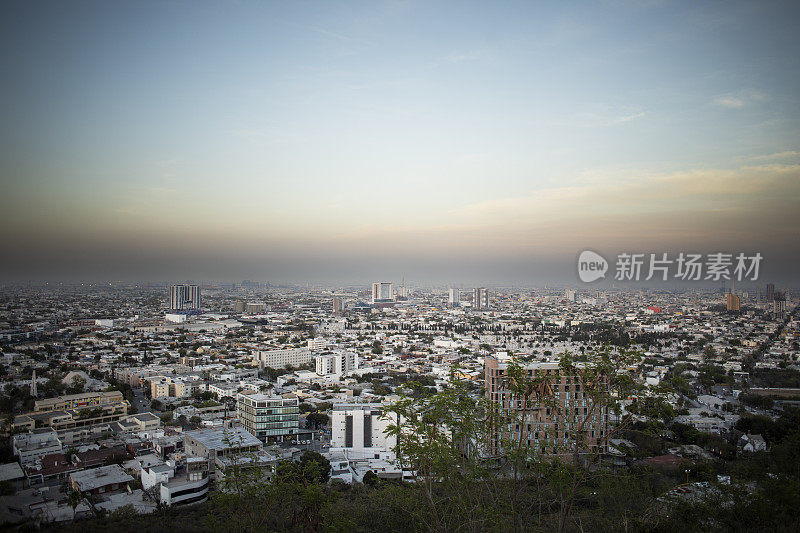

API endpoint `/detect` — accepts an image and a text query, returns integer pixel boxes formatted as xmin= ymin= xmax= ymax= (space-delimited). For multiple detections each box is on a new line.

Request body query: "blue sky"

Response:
xmin=1 ymin=1 xmax=799 ymax=283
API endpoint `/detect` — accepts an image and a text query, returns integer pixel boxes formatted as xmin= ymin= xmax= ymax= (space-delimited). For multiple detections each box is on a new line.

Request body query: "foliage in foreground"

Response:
xmin=36 ymin=350 xmax=800 ymax=532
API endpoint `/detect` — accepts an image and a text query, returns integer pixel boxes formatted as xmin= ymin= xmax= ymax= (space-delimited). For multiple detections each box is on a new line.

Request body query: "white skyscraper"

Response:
xmin=448 ymin=287 xmax=461 ymax=307
xmin=474 ymin=287 xmax=490 ymax=310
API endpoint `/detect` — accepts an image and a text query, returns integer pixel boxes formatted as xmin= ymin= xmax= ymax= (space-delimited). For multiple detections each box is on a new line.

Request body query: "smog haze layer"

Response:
xmin=2 ymin=1 xmax=799 ymax=284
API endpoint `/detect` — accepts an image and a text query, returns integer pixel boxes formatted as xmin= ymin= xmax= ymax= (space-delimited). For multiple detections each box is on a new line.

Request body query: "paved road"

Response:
xmin=132 ymin=388 xmax=153 ymax=414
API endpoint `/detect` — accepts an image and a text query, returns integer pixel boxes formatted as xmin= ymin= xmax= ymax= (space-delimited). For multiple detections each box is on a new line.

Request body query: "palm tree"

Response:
xmin=67 ymin=489 xmax=83 ymax=521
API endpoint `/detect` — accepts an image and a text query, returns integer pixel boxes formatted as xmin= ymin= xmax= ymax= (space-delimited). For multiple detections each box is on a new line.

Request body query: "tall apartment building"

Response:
xmin=332 ymin=297 xmax=343 ymax=313
xmin=236 ymin=393 xmax=300 ymax=443
xmin=448 ymin=287 xmax=461 ymax=307
xmin=484 ymin=355 xmax=608 ymax=457
xmin=474 ymin=288 xmax=490 ymax=310
xmin=766 ymin=283 xmax=775 ymax=302
xmin=170 ymin=284 xmax=201 ymax=311
xmin=371 ymin=282 xmax=394 ymax=304
xmin=773 ymin=293 xmax=787 ymax=319
xmin=726 ymin=293 xmax=741 ymax=312
xmin=252 ymin=347 xmax=312 ymax=370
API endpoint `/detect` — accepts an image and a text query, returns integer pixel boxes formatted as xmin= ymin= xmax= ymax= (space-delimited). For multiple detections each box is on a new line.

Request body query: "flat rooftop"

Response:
xmin=70 ymin=465 xmax=133 ymax=492
xmin=184 ymin=427 xmax=262 ymax=450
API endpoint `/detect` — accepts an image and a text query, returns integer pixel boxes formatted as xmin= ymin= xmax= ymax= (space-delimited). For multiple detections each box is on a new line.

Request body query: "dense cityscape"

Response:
xmin=0 ymin=280 xmax=798 ymax=529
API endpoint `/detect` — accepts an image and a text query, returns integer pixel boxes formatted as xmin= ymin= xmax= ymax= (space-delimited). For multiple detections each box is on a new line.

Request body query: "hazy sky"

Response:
xmin=1 ymin=1 xmax=799 ymax=285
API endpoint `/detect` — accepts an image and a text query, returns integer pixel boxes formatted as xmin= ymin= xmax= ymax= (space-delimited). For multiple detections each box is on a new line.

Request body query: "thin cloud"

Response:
xmin=713 ymin=95 xmax=745 ymax=108
xmin=746 ymin=150 xmax=800 ymax=161
xmin=613 ymin=111 xmax=647 ymax=123
xmin=712 ymin=89 xmax=765 ymax=109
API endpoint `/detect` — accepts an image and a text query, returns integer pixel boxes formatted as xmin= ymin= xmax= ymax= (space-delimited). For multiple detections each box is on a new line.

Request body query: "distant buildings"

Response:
xmin=170 ymin=284 xmax=201 ymax=311
xmin=396 ymin=283 xmax=408 ymax=300
xmin=766 ymin=283 xmax=775 ymax=302
xmin=474 ymin=288 xmax=490 ymax=310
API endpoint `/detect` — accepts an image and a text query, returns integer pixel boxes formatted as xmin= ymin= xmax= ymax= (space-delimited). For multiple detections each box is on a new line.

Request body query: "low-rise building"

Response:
xmin=34 ymin=391 xmax=124 ymax=413
xmin=141 ymin=457 xmax=210 ymax=506
xmin=12 ymin=429 xmax=63 ymax=465
xmin=252 ymin=348 xmax=312 ymax=370
xmin=183 ymin=427 xmax=263 ymax=480
xmin=69 ymin=464 xmax=134 ymax=496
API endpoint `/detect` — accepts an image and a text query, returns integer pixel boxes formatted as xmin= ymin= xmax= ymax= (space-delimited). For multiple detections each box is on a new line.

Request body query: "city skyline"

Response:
xmin=2 ymin=1 xmax=799 ymax=284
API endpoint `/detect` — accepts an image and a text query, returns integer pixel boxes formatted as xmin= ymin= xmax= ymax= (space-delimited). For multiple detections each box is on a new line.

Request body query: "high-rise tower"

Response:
xmin=170 ymin=284 xmax=201 ymax=311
